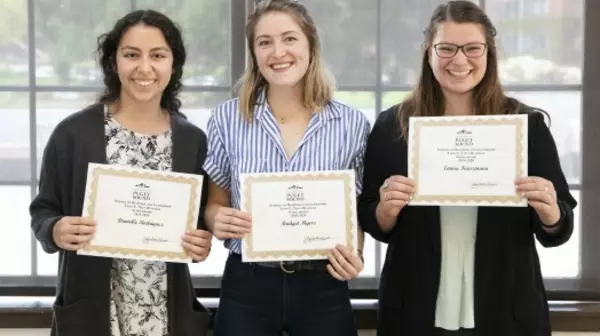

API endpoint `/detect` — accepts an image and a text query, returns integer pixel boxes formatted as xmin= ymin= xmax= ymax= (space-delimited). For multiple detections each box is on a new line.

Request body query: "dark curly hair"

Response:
xmin=95 ymin=9 xmax=186 ymax=114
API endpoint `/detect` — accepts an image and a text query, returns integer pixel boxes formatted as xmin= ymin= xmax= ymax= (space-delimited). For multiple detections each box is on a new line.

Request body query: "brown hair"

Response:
xmin=397 ymin=0 xmax=520 ymax=139
xmin=237 ymin=0 xmax=334 ymax=121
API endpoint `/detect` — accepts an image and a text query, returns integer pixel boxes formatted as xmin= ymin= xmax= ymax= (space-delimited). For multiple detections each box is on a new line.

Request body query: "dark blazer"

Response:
xmin=357 ymin=104 xmax=577 ymax=336
xmin=29 ymin=103 xmax=211 ymax=336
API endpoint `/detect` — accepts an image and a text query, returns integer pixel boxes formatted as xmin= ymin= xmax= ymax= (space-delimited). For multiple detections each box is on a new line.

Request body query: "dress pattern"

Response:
xmin=104 ymin=108 xmax=172 ymax=336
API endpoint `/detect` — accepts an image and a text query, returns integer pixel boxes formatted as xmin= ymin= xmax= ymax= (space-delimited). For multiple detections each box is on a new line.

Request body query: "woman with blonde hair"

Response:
xmin=358 ymin=1 xmax=577 ymax=335
xmin=203 ymin=0 xmax=370 ymax=335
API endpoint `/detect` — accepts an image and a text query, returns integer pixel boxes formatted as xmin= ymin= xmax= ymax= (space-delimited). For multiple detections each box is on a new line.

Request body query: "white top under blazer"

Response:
xmin=435 ymin=206 xmax=478 ymax=330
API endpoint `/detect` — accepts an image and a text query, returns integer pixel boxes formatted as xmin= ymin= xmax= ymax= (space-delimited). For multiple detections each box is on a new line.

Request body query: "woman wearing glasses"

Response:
xmin=357 ymin=1 xmax=577 ymax=335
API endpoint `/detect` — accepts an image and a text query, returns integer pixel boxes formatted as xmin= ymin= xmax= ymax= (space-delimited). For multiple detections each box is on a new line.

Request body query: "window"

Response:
xmin=303 ymin=0 xmax=377 ymax=86
xmin=498 ymin=33 xmax=520 ymax=57
xmin=1 ymin=0 xmax=595 ymax=301
xmin=506 ymin=91 xmax=581 ymax=185
xmin=5 ymin=0 xmax=238 ymax=283
xmin=492 ymin=0 xmax=584 ymax=284
xmin=0 ymin=186 xmax=31 ymax=275
xmin=503 ymin=1 xmax=520 ymax=18
xmin=34 ymin=0 xmax=130 ymax=86
xmin=519 ymin=33 xmax=548 ymax=54
xmin=0 ymin=0 xmax=28 ymax=86
xmin=487 ymin=0 xmax=584 ymax=287
xmin=0 ymin=93 xmax=30 ymax=183
xmin=506 ymin=91 xmax=582 ymax=278
xmin=523 ymin=0 xmax=549 ymax=16
xmin=135 ymin=0 xmax=232 ymax=87
xmin=333 ymin=91 xmax=376 ymax=128
xmin=494 ymin=0 xmax=585 ymax=278
xmin=381 ymin=0 xmax=458 ymax=87
xmin=538 ymin=190 xmax=580 ymax=278
xmin=489 ymin=0 xmax=583 ymax=85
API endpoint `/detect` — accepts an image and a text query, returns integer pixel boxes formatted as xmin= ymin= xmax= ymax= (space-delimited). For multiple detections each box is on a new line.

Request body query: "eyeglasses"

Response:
xmin=433 ymin=42 xmax=487 ymax=58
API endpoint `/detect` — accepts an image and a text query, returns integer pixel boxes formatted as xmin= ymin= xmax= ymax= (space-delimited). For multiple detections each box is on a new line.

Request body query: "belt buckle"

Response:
xmin=280 ymin=261 xmax=295 ymax=274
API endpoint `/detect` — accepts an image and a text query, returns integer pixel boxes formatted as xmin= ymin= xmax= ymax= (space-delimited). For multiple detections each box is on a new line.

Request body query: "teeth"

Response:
xmin=134 ymin=80 xmax=155 ymax=87
xmin=449 ymin=70 xmax=470 ymax=77
xmin=271 ymin=63 xmax=292 ymax=70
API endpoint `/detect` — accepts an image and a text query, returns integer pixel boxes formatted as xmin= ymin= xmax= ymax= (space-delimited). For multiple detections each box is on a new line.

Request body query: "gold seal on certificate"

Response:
xmin=407 ymin=115 xmax=528 ymax=207
xmin=239 ymin=170 xmax=358 ymax=262
xmin=77 ymin=163 xmax=203 ymax=262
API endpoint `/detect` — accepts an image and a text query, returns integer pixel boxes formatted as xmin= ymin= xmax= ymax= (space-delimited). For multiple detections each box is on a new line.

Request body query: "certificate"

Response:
xmin=239 ymin=170 xmax=358 ymax=262
xmin=77 ymin=163 xmax=203 ymax=262
xmin=407 ymin=115 xmax=528 ymax=206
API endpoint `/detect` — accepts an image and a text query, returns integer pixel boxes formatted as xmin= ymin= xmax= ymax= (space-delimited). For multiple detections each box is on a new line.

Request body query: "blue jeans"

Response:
xmin=213 ymin=253 xmax=357 ymax=336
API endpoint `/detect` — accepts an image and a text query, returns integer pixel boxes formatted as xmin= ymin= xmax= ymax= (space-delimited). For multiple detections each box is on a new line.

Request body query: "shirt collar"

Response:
xmin=252 ymin=86 xmax=341 ymax=122
xmin=253 ymin=87 xmax=268 ymax=121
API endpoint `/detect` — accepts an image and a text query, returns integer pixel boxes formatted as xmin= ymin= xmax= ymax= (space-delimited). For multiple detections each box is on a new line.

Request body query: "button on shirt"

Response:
xmin=203 ymin=92 xmax=371 ymax=254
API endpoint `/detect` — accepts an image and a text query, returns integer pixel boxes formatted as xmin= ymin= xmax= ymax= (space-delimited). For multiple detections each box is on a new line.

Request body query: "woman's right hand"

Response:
xmin=377 ymin=175 xmax=416 ymax=218
xmin=52 ymin=216 xmax=97 ymax=251
xmin=213 ymin=207 xmax=252 ymax=240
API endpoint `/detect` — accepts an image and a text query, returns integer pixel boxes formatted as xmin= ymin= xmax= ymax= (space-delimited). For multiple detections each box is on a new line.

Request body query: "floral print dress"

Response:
xmin=104 ymin=108 xmax=172 ymax=336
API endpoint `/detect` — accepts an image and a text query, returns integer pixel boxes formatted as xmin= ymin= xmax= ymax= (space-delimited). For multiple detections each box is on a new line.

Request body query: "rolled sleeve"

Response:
xmin=351 ymin=118 xmax=371 ymax=196
xmin=203 ymin=111 xmax=232 ymax=190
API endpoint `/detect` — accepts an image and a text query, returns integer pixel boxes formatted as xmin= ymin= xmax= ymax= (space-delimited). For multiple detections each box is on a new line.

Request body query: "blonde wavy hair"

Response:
xmin=236 ymin=0 xmax=334 ymax=121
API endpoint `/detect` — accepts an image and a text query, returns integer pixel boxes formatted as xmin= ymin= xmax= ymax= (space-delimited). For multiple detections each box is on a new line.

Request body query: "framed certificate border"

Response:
xmin=78 ymin=163 xmax=201 ymax=262
xmin=408 ymin=115 xmax=527 ymax=206
xmin=240 ymin=170 xmax=358 ymax=261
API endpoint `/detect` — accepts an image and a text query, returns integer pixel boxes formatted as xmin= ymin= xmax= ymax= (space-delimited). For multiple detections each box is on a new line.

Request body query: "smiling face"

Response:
xmin=429 ymin=21 xmax=488 ymax=96
xmin=115 ymin=24 xmax=173 ymax=105
xmin=253 ymin=11 xmax=311 ymax=90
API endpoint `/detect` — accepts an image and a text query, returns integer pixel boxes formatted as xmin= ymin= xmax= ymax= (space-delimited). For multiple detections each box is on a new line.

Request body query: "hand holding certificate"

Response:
xmin=211 ymin=207 xmax=252 ymax=241
xmin=52 ymin=216 xmax=97 ymax=251
xmin=77 ymin=163 xmax=204 ymax=263
xmin=407 ymin=114 xmax=528 ymax=206
xmin=239 ymin=170 xmax=359 ymax=262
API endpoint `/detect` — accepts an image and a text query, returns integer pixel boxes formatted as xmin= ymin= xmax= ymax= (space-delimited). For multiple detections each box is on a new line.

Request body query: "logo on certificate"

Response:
xmin=286 ymin=184 xmax=305 ymax=202
xmin=133 ymin=182 xmax=151 ymax=201
xmin=455 ymin=129 xmax=474 ymax=147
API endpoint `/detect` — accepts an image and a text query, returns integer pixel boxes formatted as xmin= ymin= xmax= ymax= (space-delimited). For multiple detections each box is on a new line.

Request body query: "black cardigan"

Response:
xmin=30 ymin=103 xmax=211 ymax=336
xmin=357 ymin=105 xmax=577 ymax=336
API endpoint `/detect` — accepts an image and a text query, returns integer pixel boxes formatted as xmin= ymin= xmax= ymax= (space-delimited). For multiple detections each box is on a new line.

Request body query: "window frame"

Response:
xmin=0 ymin=0 xmax=596 ymax=302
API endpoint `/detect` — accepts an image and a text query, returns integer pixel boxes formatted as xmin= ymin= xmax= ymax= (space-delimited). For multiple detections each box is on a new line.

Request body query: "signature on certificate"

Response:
xmin=471 ymin=181 xmax=498 ymax=188
xmin=303 ymin=235 xmax=332 ymax=244
xmin=141 ymin=236 xmax=169 ymax=244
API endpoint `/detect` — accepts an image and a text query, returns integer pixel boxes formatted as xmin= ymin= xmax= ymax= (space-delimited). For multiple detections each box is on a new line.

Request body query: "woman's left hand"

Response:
xmin=327 ymin=244 xmax=364 ymax=281
xmin=515 ymin=176 xmax=561 ymax=226
xmin=182 ymin=229 xmax=213 ymax=262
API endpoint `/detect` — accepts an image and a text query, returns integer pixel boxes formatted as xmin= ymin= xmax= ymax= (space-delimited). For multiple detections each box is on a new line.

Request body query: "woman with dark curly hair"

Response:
xmin=29 ymin=9 xmax=212 ymax=336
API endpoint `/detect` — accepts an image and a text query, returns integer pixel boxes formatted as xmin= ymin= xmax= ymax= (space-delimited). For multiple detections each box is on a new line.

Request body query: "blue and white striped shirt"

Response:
xmin=203 ymin=91 xmax=371 ymax=254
